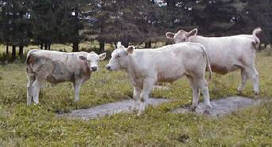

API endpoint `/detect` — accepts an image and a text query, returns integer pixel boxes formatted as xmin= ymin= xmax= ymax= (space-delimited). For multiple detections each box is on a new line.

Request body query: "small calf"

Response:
xmin=26 ymin=49 xmax=106 ymax=105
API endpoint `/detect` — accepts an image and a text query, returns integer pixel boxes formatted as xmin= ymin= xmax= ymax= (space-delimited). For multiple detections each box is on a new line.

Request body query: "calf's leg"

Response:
xmin=198 ymin=78 xmax=212 ymax=109
xmin=133 ymin=87 xmax=141 ymax=100
xmin=137 ymin=78 xmax=156 ymax=115
xmin=246 ymin=66 xmax=259 ymax=95
xmin=73 ymin=79 xmax=84 ymax=102
xmin=192 ymin=75 xmax=212 ymax=109
xmin=187 ymin=76 xmax=200 ymax=110
xmin=32 ymin=79 xmax=42 ymax=105
xmin=27 ymin=74 xmax=35 ymax=105
xmin=237 ymin=68 xmax=248 ymax=94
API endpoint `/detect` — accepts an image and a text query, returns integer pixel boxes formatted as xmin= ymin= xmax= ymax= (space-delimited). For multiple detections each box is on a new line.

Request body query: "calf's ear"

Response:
xmin=126 ymin=46 xmax=135 ymax=54
xmin=165 ymin=32 xmax=175 ymax=39
xmin=99 ymin=52 xmax=107 ymax=60
xmin=187 ymin=28 xmax=198 ymax=37
xmin=79 ymin=56 xmax=87 ymax=61
xmin=117 ymin=41 xmax=125 ymax=49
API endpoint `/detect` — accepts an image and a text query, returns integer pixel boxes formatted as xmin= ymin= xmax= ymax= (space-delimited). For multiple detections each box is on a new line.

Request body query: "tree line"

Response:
xmin=0 ymin=0 xmax=271 ymax=59
xmin=0 ymin=0 xmax=83 ymax=59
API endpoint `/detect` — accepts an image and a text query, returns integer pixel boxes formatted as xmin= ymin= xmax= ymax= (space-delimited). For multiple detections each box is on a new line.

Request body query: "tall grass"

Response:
xmin=0 ymin=44 xmax=272 ymax=146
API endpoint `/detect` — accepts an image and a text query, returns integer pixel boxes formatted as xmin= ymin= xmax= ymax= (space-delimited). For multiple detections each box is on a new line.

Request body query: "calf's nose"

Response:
xmin=106 ymin=65 xmax=111 ymax=71
xmin=91 ymin=67 xmax=97 ymax=71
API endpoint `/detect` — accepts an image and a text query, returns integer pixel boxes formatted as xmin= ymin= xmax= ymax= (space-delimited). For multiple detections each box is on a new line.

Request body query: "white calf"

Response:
xmin=166 ymin=28 xmax=262 ymax=95
xmin=106 ymin=42 xmax=212 ymax=115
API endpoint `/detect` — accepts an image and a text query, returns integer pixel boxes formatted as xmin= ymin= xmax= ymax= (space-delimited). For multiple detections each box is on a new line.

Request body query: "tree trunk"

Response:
xmin=12 ymin=45 xmax=16 ymax=60
xmin=45 ymin=43 xmax=48 ymax=50
xmin=263 ymin=43 xmax=267 ymax=50
xmin=145 ymin=41 xmax=152 ymax=48
xmin=19 ymin=46 xmax=24 ymax=58
xmin=6 ymin=44 xmax=9 ymax=55
xmin=122 ymin=41 xmax=129 ymax=48
xmin=99 ymin=41 xmax=105 ymax=53
xmin=166 ymin=0 xmax=175 ymax=8
xmin=40 ymin=43 xmax=44 ymax=49
xmin=48 ymin=43 xmax=51 ymax=50
xmin=72 ymin=42 xmax=79 ymax=52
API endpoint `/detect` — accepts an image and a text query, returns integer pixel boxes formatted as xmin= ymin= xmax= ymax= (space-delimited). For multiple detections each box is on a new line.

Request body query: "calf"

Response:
xmin=26 ymin=49 xmax=106 ymax=105
xmin=106 ymin=42 xmax=212 ymax=115
xmin=166 ymin=28 xmax=262 ymax=95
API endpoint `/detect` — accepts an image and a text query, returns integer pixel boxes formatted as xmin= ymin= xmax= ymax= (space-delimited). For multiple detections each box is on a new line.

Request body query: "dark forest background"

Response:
xmin=0 ymin=0 xmax=271 ymax=60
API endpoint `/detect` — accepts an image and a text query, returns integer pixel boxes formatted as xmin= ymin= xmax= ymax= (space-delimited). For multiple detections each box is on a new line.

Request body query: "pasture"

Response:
xmin=0 ymin=44 xmax=272 ymax=146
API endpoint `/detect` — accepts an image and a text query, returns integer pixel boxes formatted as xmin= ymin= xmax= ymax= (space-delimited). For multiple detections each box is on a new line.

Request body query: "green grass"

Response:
xmin=0 ymin=45 xmax=272 ymax=146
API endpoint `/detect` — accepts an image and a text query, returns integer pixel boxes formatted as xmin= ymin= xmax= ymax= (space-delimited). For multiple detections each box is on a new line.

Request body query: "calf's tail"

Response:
xmin=252 ymin=27 xmax=262 ymax=49
xmin=26 ymin=49 xmax=38 ymax=64
xmin=26 ymin=49 xmax=39 ymax=73
xmin=200 ymin=45 xmax=212 ymax=80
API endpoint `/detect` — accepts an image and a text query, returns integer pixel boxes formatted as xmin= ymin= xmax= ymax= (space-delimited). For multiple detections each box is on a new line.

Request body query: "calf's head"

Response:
xmin=106 ymin=42 xmax=135 ymax=71
xmin=79 ymin=52 xmax=106 ymax=72
xmin=166 ymin=28 xmax=198 ymax=43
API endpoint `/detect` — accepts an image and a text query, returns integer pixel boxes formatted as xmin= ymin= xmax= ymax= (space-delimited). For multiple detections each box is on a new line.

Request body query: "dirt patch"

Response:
xmin=59 ymin=98 xmax=170 ymax=120
xmin=172 ymin=96 xmax=263 ymax=117
xmin=58 ymin=96 xmax=266 ymax=120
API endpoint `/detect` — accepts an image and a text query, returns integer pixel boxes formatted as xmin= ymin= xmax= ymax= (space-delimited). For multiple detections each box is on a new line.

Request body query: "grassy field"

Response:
xmin=0 ymin=44 xmax=272 ymax=146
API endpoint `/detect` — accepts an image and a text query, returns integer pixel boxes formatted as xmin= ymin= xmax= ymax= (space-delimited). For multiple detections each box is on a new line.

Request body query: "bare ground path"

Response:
xmin=172 ymin=96 xmax=264 ymax=117
xmin=59 ymin=98 xmax=170 ymax=120
xmin=59 ymin=96 xmax=265 ymax=120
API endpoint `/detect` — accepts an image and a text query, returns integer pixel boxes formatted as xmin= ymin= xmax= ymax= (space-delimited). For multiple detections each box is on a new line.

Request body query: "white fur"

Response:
xmin=106 ymin=42 xmax=212 ymax=115
xmin=166 ymin=28 xmax=262 ymax=95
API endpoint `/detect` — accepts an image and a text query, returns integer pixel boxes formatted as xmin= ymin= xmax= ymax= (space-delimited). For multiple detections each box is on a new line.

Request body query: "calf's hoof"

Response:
xmin=27 ymin=101 xmax=32 ymax=106
xmin=189 ymin=105 xmax=197 ymax=112
xmin=33 ymin=102 xmax=39 ymax=105
xmin=137 ymin=106 xmax=146 ymax=116
xmin=137 ymin=110 xmax=143 ymax=116
xmin=253 ymin=93 xmax=260 ymax=99
xmin=237 ymin=90 xmax=243 ymax=95
xmin=254 ymin=91 xmax=260 ymax=96
xmin=206 ymin=103 xmax=212 ymax=109
xmin=203 ymin=110 xmax=210 ymax=115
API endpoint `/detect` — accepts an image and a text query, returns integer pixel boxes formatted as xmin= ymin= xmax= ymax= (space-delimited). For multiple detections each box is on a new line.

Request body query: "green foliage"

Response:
xmin=1 ymin=0 xmax=271 ymax=56
xmin=0 ymin=0 xmax=32 ymax=46
xmin=0 ymin=0 xmax=84 ymax=53
xmin=0 ymin=51 xmax=272 ymax=145
xmin=157 ymin=0 xmax=272 ymax=41
xmin=244 ymin=0 xmax=272 ymax=44
xmin=30 ymin=0 xmax=83 ymax=45
xmin=83 ymin=0 xmax=160 ymax=46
